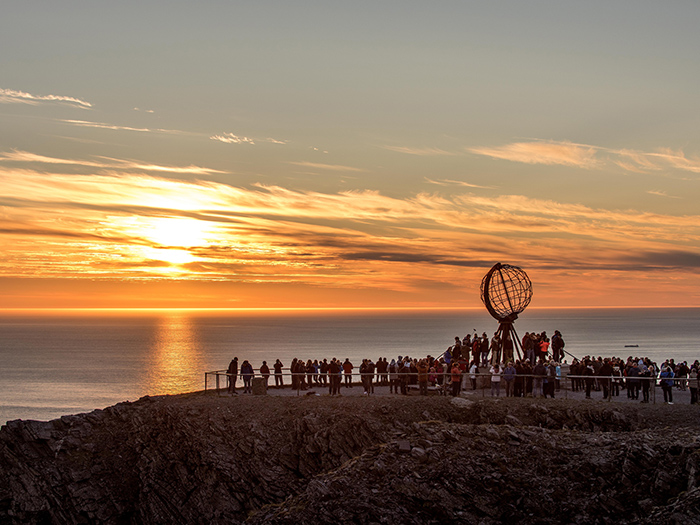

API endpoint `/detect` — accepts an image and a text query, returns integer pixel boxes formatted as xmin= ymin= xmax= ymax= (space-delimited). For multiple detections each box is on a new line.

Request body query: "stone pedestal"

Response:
xmin=252 ymin=377 xmax=267 ymax=395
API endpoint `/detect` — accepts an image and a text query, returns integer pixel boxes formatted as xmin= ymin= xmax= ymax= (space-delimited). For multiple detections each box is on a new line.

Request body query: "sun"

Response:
xmin=144 ymin=217 xmax=210 ymax=248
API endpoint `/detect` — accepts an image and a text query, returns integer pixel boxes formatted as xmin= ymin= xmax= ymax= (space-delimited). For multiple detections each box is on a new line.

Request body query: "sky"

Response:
xmin=1 ymin=1 xmax=700 ymax=309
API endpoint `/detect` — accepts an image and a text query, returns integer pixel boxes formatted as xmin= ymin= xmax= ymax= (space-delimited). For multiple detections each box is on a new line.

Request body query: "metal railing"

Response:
xmin=204 ymin=368 xmax=694 ymax=405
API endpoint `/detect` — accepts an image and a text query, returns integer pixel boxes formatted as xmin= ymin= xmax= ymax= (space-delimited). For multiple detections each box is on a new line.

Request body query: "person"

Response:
xmin=660 ymin=365 xmax=675 ymax=404
xmin=319 ymin=359 xmax=329 ymax=386
xmin=241 ymin=360 xmax=254 ymax=394
xmin=389 ymin=359 xmax=399 ymax=393
xmin=490 ymin=364 xmax=502 ymax=397
xmin=611 ymin=364 xmax=622 ymax=397
xmin=598 ymin=359 xmax=613 ymax=399
xmin=627 ymin=362 xmax=641 ymax=400
xmin=260 ymin=361 xmax=270 ymax=388
xmin=451 ymin=362 xmax=462 ymax=397
xmin=551 ymin=330 xmax=565 ymax=363
xmin=227 ymin=357 xmax=238 ymax=394
xmin=273 ymin=359 xmax=284 ymax=388
xmin=690 ymin=366 xmax=698 ymax=405
xmin=328 ymin=358 xmax=341 ymax=395
xmin=533 ymin=360 xmax=546 ymax=398
xmin=640 ymin=364 xmax=652 ymax=403
xmin=503 ymin=362 xmax=515 ymax=397
xmin=544 ymin=361 xmax=557 ymax=398
xmin=584 ymin=360 xmax=595 ymax=399
xmin=417 ymin=359 xmax=429 ymax=396
xmin=489 ymin=333 xmax=501 ymax=365
xmin=343 ymin=358 xmax=354 ymax=388
xmin=399 ymin=361 xmax=410 ymax=395
xmin=469 ymin=360 xmax=479 ymax=390
xmin=452 ymin=337 xmax=462 ymax=361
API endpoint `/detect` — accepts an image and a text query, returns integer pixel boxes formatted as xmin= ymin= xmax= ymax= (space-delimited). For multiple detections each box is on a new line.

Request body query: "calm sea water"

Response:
xmin=1 ymin=307 xmax=699 ymax=425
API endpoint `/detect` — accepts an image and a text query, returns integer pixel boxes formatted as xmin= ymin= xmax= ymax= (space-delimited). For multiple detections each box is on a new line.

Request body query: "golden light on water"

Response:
xmin=149 ymin=314 xmax=203 ymax=395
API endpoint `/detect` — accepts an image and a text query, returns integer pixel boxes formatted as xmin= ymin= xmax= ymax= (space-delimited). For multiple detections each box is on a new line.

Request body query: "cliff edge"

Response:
xmin=1 ymin=393 xmax=700 ymax=524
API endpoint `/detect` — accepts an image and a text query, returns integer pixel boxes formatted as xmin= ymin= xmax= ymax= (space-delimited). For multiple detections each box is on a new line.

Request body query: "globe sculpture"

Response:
xmin=480 ymin=263 xmax=533 ymax=362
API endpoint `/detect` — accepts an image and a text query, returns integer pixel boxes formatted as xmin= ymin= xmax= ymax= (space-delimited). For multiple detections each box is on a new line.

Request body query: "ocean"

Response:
xmin=1 ymin=307 xmax=699 ymax=425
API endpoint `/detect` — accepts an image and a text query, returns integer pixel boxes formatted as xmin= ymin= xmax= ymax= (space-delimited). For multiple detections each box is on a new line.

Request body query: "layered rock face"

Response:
xmin=1 ymin=394 xmax=700 ymax=524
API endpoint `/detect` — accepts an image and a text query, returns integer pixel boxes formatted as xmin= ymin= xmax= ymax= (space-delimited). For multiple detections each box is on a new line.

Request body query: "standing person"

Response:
xmin=273 ymin=359 xmax=284 ymax=388
xmin=640 ymin=365 xmax=652 ymax=403
xmin=451 ymin=362 xmax=462 ymax=397
xmin=227 ymin=357 xmax=239 ymax=394
xmin=452 ymin=337 xmax=462 ymax=361
xmin=343 ymin=358 xmax=354 ymax=388
xmin=598 ymin=359 xmax=613 ymax=400
xmin=533 ymin=360 xmax=546 ymax=398
xmin=469 ymin=360 xmax=479 ymax=390
xmin=389 ymin=359 xmax=399 ymax=393
xmin=660 ymin=365 xmax=675 ymax=404
xmin=399 ymin=361 xmax=410 ymax=395
xmin=319 ymin=359 xmax=329 ymax=386
xmin=328 ymin=358 xmax=341 ymax=395
xmin=490 ymin=364 xmax=502 ymax=397
xmin=490 ymin=333 xmax=501 ymax=366
xmin=417 ymin=359 xmax=429 ymax=396
xmin=627 ymin=362 xmax=641 ymax=400
xmin=241 ymin=360 xmax=254 ymax=394
xmin=480 ymin=333 xmax=489 ymax=366
xmin=260 ymin=361 xmax=270 ymax=388
xmin=503 ymin=361 xmax=516 ymax=397
xmin=551 ymin=330 xmax=565 ymax=363
xmin=690 ymin=366 xmax=698 ymax=404
xmin=584 ymin=360 xmax=595 ymax=399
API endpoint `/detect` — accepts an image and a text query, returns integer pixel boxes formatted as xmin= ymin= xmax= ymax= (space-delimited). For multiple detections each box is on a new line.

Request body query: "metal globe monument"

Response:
xmin=480 ymin=262 xmax=533 ymax=362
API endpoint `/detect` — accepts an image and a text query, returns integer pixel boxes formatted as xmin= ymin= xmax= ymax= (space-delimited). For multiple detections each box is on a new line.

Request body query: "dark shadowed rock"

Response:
xmin=1 ymin=395 xmax=700 ymax=524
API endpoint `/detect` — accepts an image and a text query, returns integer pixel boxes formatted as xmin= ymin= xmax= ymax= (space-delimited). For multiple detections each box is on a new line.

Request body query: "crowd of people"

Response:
xmin=223 ymin=329 xmax=699 ymax=405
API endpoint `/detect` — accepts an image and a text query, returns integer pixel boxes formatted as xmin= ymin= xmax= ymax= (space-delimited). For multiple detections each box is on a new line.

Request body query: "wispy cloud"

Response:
xmin=61 ymin=119 xmax=183 ymax=134
xmin=647 ymin=190 xmax=680 ymax=199
xmin=469 ymin=140 xmax=600 ymax=169
xmin=209 ymin=133 xmax=287 ymax=145
xmin=383 ymin=145 xmax=457 ymax=156
xmin=424 ymin=177 xmax=495 ymax=189
xmin=288 ymin=161 xmax=364 ymax=172
xmin=0 ymin=150 xmax=224 ymax=175
xmin=0 ymin=88 xmax=92 ymax=108
xmin=471 ymin=139 xmax=700 ymax=176
xmin=210 ymin=133 xmax=255 ymax=145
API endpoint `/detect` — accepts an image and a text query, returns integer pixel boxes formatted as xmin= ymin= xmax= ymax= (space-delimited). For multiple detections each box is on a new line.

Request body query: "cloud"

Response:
xmin=647 ymin=190 xmax=680 ymax=199
xmin=288 ymin=161 xmax=364 ymax=172
xmin=0 ymin=88 xmax=92 ymax=108
xmin=0 ymin=150 xmax=224 ymax=175
xmin=1 ymin=166 xmax=700 ymax=298
xmin=424 ymin=177 xmax=495 ymax=189
xmin=469 ymin=140 xmax=600 ymax=169
xmin=471 ymin=139 xmax=700 ymax=176
xmin=61 ymin=119 xmax=183 ymax=134
xmin=210 ymin=133 xmax=255 ymax=145
xmin=383 ymin=146 xmax=457 ymax=156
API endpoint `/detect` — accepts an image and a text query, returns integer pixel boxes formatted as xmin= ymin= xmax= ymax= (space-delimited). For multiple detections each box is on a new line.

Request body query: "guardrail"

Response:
xmin=205 ymin=368 xmax=692 ymax=404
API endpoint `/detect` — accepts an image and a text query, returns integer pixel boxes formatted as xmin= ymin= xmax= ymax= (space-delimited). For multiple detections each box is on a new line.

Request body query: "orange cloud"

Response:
xmin=470 ymin=141 xmax=600 ymax=168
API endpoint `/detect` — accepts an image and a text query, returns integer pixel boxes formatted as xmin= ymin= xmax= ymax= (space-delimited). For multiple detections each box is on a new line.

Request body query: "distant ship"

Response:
xmin=624 ymin=344 xmax=639 ymax=348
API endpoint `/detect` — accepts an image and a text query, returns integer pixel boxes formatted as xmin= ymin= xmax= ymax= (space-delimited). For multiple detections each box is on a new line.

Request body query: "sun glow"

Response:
xmin=142 ymin=247 xmax=196 ymax=265
xmin=142 ymin=217 xmax=211 ymax=248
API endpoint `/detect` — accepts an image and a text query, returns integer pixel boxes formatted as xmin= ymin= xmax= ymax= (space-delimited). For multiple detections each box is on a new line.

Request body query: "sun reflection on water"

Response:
xmin=148 ymin=314 xmax=203 ymax=395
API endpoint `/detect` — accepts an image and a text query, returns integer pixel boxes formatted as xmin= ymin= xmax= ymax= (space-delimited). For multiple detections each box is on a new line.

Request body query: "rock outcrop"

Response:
xmin=1 ymin=394 xmax=699 ymax=524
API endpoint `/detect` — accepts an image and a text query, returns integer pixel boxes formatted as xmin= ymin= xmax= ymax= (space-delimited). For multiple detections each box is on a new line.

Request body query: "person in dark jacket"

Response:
xmin=227 ymin=357 xmax=238 ymax=394
xmin=241 ymin=360 xmax=254 ymax=394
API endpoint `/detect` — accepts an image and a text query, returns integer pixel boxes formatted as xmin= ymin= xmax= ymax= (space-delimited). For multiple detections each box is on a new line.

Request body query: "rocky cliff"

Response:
xmin=1 ymin=394 xmax=700 ymax=524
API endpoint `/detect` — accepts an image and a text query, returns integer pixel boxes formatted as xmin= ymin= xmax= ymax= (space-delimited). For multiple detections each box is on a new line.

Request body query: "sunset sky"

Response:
xmin=2 ymin=1 xmax=700 ymax=309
